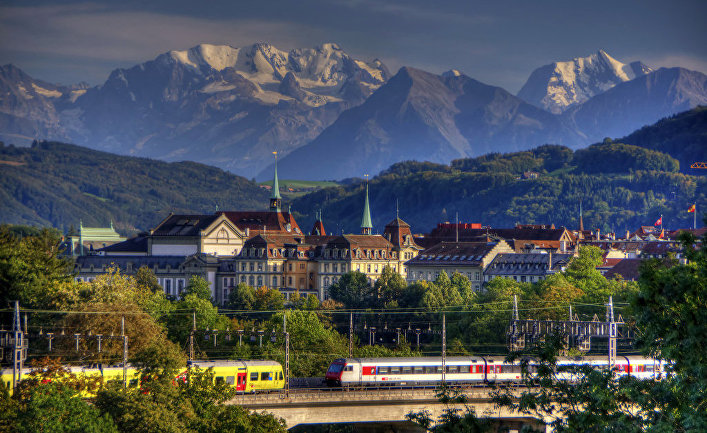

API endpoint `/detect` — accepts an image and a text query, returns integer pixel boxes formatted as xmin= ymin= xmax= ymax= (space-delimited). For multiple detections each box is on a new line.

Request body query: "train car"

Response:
xmin=186 ymin=360 xmax=284 ymax=392
xmin=325 ymin=355 xmax=665 ymax=387
xmin=483 ymin=356 xmax=525 ymax=382
xmin=326 ymin=357 xmax=488 ymax=387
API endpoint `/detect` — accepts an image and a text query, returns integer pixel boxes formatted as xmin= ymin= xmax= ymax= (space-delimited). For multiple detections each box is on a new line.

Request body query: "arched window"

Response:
xmin=218 ymin=228 xmax=228 ymax=240
xmin=324 ymin=276 xmax=330 ymax=287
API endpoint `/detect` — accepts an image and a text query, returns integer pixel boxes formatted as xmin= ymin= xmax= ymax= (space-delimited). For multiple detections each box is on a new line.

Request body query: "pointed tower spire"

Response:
xmin=361 ymin=175 xmax=372 ymax=235
xmin=270 ymin=151 xmax=282 ymax=212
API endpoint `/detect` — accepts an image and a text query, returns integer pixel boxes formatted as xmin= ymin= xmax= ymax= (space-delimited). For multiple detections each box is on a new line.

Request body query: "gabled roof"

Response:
xmin=219 ymin=211 xmax=302 ymax=235
xmin=485 ymin=253 xmax=573 ymax=276
xmin=151 ymin=214 xmax=220 ymax=237
xmin=406 ymin=241 xmax=504 ymax=266
xmin=604 ymin=259 xmax=644 ymax=281
xmin=96 ymin=234 xmax=148 ymax=254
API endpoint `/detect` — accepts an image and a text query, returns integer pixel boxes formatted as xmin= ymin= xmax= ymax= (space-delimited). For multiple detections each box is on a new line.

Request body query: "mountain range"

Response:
xmin=1 ymin=46 xmax=706 ymax=180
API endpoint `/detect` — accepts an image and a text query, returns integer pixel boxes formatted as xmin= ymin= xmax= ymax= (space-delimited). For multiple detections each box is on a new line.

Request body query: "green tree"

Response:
xmin=228 ymin=283 xmax=256 ymax=310
xmin=135 ymin=266 xmax=162 ymax=293
xmin=328 ymin=271 xmax=372 ymax=309
xmin=181 ymin=275 xmax=212 ymax=301
xmin=373 ymin=265 xmax=407 ymax=308
xmin=0 ymin=225 xmax=73 ymax=309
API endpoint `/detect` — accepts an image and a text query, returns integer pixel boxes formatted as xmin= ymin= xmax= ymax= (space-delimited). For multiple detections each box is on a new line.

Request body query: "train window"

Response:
xmin=344 ymin=365 xmax=353 ymax=372
xmin=279 ymin=372 xmax=283 ymax=380
xmin=378 ymin=367 xmax=389 ymax=374
xmin=402 ymin=367 xmax=412 ymax=374
xmin=424 ymin=366 xmax=435 ymax=374
xmin=436 ymin=366 xmax=443 ymax=373
xmin=261 ymin=372 xmax=270 ymax=381
xmin=390 ymin=367 xmax=400 ymax=374
xmin=129 ymin=379 xmax=138 ymax=387
xmin=216 ymin=376 xmax=225 ymax=384
xmin=226 ymin=376 xmax=235 ymax=385
xmin=447 ymin=366 xmax=458 ymax=373
xmin=413 ymin=367 xmax=424 ymax=374
xmin=645 ymin=365 xmax=654 ymax=372
xmin=250 ymin=372 xmax=258 ymax=381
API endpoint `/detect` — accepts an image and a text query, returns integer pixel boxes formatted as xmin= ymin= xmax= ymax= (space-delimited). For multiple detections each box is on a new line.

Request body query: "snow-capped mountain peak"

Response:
xmin=517 ymin=50 xmax=653 ymax=113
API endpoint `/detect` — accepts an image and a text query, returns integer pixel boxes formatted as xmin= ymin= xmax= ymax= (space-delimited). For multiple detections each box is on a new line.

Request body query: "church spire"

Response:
xmin=270 ymin=151 xmax=282 ymax=212
xmin=579 ymin=199 xmax=584 ymax=232
xmin=361 ymin=175 xmax=372 ymax=235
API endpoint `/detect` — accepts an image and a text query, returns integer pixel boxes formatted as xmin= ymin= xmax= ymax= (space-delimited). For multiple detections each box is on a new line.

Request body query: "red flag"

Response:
xmin=654 ymin=217 xmax=662 ymax=226
xmin=688 ymin=204 xmax=696 ymax=213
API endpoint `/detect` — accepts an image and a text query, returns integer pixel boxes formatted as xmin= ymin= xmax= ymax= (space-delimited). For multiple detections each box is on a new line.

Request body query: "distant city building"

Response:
xmin=64 ymin=220 xmax=126 ymax=255
xmin=484 ymin=252 xmax=573 ymax=284
xmin=405 ymin=240 xmax=513 ymax=291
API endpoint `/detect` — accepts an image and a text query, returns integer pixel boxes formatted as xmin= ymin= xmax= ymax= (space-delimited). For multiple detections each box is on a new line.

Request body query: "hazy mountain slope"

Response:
xmin=0 ymin=141 xmax=269 ymax=233
xmin=617 ymin=106 xmax=707 ymax=174
xmin=517 ymin=50 xmax=652 ymax=113
xmin=268 ymin=67 xmax=583 ymax=180
xmin=564 ymin=67 xmax=707 ymax=144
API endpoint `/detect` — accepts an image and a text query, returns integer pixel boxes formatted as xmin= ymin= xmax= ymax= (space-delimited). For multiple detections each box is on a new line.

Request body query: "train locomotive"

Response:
xmin=1 ymin=359 xmax=285 ymax=395
xmin=325 ymin=355 xmax=665 ymax=387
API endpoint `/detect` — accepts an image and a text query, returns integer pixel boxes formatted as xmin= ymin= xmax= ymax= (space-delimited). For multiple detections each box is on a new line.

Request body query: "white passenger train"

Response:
xmin=325 ymin=355 xmax=665 ymax=386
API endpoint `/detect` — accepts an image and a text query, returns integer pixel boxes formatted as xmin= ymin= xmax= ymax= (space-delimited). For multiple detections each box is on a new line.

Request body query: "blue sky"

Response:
xmin=1 ymin=0 xmax=705 ymax=92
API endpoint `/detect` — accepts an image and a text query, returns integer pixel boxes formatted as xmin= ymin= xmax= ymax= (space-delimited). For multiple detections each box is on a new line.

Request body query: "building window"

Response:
xmin=367 ymin=265 xmax=371 ymax=273
xmin=240 ymin=275 xmax=246 ymax=283
xmin=272 ymin=264 xmax=278 ymax=272
xmin=249 ymin=276 xmax=254 ymax=286
xmin=333 ymin=264 xmax=338 ymax=273
xmin=288 ymin=276 xmax=293 ymax=286
xmin=223 ymin=277 xmax=229 ymax=287
xmin=257 ymin=276 xmax=263 ymax=287
xmin=475 ymin=271 xmax=480 ymax=281
xmin=272 ymin=276 xmax=278 ymax=286
xmin=299 ymin=263 xmax=305 ymax=270
xmin=249 ymin=263 xmax=254 ymax=271
xmin=324 ymin=264 xmax=329 ymax=273
xmin=289 ymin=263 xmax=293 ymax=271
xmin=164 ymin=278 xmax=172 ymax=295
xmin=257 ymin=263 xmax=263 ymax=271
xmin=223 ymin=288 xmax=229 ymax=301
xmin=241 ymin=263 xmax=246 ymax=271
xmin=324 ymin=277 xmax=330 ymax=287
xmin=521 ymin=276 xmax=527 ymax=282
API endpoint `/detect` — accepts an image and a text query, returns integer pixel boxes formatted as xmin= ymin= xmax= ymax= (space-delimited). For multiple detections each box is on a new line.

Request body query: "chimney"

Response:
xmin=595 ymin=229 xmax=600 ymax=241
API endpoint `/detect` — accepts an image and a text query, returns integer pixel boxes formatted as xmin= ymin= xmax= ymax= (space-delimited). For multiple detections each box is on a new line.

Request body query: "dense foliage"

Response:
xmin=0 ymin=140 xmax=269 ymax=233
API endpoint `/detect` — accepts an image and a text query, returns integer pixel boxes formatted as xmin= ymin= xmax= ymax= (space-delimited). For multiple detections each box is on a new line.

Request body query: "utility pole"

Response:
xmin=189 ymin=310 xmax=195 ymax=361
xmin=285 ymin=332 xmax=290 ymax=397
xmin=441 ymin=313 xmax=446 ymax=385
xmin=348 ymin=312 xmax=353 ymax=358
xmin=122 ymin=316 xmax=127 ymax=389
xmin=608 ymin=296 xmax=616 ymax=369
xmin=12 ymin=301 xmax=23 ymax=389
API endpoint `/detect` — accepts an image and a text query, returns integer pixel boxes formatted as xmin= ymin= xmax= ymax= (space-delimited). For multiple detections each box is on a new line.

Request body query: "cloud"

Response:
xmin=637 ymin=54 xmax=707 ymax=74
xmin=0 ymin=4 xmax=320 ymax=63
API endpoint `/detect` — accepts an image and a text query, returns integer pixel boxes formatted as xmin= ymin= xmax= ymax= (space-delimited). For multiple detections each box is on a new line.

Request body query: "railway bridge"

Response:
xmin=227 ymin=386 xmax=548 ymax=431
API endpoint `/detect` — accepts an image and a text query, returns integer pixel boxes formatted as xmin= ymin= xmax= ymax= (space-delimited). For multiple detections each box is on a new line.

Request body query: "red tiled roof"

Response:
xmin=219 ymin=211 xmax=302 ymax=235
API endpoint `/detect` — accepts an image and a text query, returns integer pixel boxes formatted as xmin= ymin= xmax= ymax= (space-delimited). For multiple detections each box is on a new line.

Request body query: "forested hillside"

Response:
xmin=291 ymin=140 xmax=705 ymax=234
xmin=0 ymin=141 xmax=269 ymax=233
